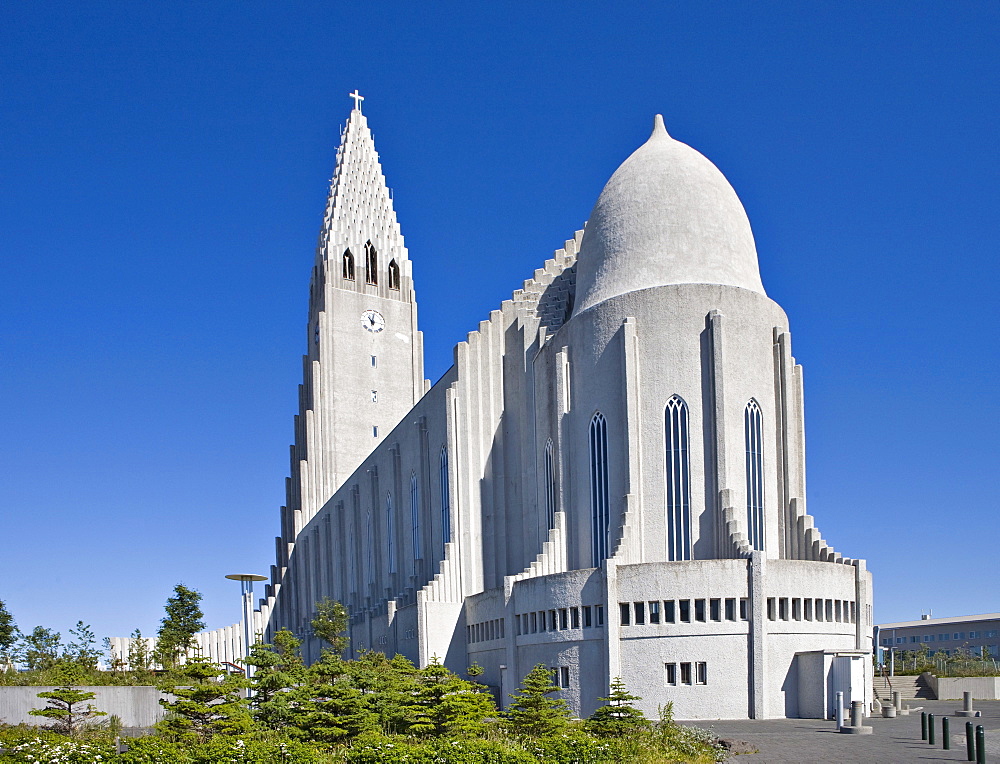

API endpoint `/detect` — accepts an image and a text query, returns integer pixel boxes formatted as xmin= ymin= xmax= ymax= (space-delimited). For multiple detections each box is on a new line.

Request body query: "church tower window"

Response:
xmin=440 ymin=447 xmax=451 ymax=545
xmin=410 ymin=472 xmax=422 ymax=560
xmin=388 ymin=259 xmax=400 ymax=290
xmin=544 ymin=439 xmax=556 ymax=529
xmin=365 ymin=241 xmax=378 ymax=285
xmin=386 ymin=492 xmax=396 ymax=574
xmin=589 ymin=412 xmax=610 ymax=567
xmin=744 ymin=399 xmax=765 ymax=551
xmin=342 ymin=249 xmax=355 ymax=281
xmin=365 ymin=511 xmax=374 ymax=585
xmin=665 ymin=395 xmax=692 ymax=561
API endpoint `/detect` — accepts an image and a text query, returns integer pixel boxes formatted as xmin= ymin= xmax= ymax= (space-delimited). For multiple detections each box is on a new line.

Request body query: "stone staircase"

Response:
xmin=873 ymin=674 xmax=936 ymax=703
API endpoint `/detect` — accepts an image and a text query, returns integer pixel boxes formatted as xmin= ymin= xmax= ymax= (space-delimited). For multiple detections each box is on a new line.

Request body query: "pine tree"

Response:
xmin=409 ymin=657 xmax=497 ymax=737
xmin=245 ymin=628 xmax=306 ymax=730
xmin=65 ymin=621 xmax=100 ymax=670
xmin=505 ymin=663 xmax=571 ymax=737
xmin=154 ymin=584 xmax=205 ymax=669
xmin=126 ymin=628 xmax=153 ymax=676
xmin=28 ymin=664 xmax=105 ymax=736
xmin=156 ymin=655 xmax=250 ymax=742
xmin=587 ymin=676 xmax=649 ymax=736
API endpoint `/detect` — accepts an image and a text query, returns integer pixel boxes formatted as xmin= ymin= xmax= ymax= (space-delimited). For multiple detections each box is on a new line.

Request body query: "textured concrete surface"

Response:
xmin=705 ymin=699 xmax=1000 ymax=762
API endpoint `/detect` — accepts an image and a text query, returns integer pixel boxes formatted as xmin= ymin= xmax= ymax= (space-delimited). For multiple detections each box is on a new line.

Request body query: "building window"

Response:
xmin=597 ymin=605 xmax=605 ymax=625
xmin=665 ymin=601 xmax=676 ymax=623
xmin=365 ymin=241 xmax=378 ymax=285
xmin=373 ymin=425 xmax=378 ymax=438
xmin=571 ymin=607 xmax=580 ymax=628
xmin=725 ymin=598 xmax=736 ymax=621
xmin=665 ymin=395 xmax=692 ymax=561
xmin=696 ymin=662 xmax=708 ymax=685
xmin=792 ymin=598 xmax=802 ymax=621
xmin=388 ymin=259 xmax=400 ymax=290
xmin=744 ymin=399 xmax=765 ymax=551
xmin=410 ymin=473 xmax=422 ymax=560
xmin=740 ymin=598 xmax=749 ymax=620
xmin=583 ymin=606 xmax=592 ymax=627
xmin=665 ymin=662 xmax=677 ymax=685
xmin=710 ymin=598 xmax=721 ymax=622
xmin=619 ymin=603 xmax=630 ymax=626
xmin=560 ymin=666 xmax=570 ymax=689
xmin=544 ymin=439 xmax=556 ymax=529
xmin=780 ymin=598 xmax=789 ymax=621
xmin=767 ymin=598 xmax=777 ymax=621
xmin=342 ymin=249 xmax=355 ymax=280
xmin=634 ymin=602 xmax=646 ymax=625
xmin=365 ymin=511 xmax=374 ymax=585
xmin=372 ymin=390 xmax=378 ymax=403
xmin=559 ymin=609 xmax=568 ymax=630
xmin=590 ymin=412 xmax=610 ymax=566
xmin=679 ymin=600 xmax=691 ymax=623
xmin=386 ymin=492 xmax=395 ymax=574
xmin=695 ymin=599 xmax=706 ymax=622
xmin=371 ymin=355 xmax=377 ymax=368
xmin=649 ymin=601 xmax=661 ymax=624
xmin=680 ymin=662 xmax=693 ymax=685
xmin=440 ymin=447 xmax=451 ymax=545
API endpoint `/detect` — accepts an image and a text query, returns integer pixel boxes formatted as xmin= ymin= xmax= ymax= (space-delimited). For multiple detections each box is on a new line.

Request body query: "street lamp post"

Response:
xmin=225 ymin=573 xmax=267 ymax=678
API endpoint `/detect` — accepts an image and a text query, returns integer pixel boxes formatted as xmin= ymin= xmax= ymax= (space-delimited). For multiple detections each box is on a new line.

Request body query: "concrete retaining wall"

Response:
xmin=0 ymin=686 xmax=168 ymax=727
xmin=927 ymin=675 xmax=1000 ymax=700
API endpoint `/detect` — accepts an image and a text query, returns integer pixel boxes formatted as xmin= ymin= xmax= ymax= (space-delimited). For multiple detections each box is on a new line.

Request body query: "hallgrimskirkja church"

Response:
xmin=252 ymin=95 xmax=873 ymax=720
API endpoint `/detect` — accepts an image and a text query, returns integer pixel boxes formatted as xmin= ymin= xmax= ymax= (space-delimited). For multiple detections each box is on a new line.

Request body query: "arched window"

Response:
xmin=744 ymin=399 xmax=765 ymax=552
xmin=589 ymin=412 xmax=609 ymax=567
xmin=440 ymin=447 xmax=451 ymax=545
xmin=342 ymin=249 xmax=355 ymax=281
xmin=544 ymin=439 xmax=556 ymax=529
xmin=365 ymin=241 xmax=378 ymax=285
xmin=388 ymin=259 xmax=400 ymax=290
xmin=410 ymin=472 xmax=422 ymax=560
xmin=665 ymin=395 xmax=691 ymax=561
xmin=386 ymin=492 xmax=396 ymax=574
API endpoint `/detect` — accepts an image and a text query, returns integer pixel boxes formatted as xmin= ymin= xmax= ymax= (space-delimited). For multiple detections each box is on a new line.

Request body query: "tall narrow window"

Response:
xmin=385 ymin=492 xmax=396 ymax=574
xmin=744 ymin=399 xmax=765 ymax=551
xmin=410 ymin=472 xmax=422 ymax=560
xmin=665 ymin=395 xmax=691 ymax=561
xmin=365 ymin=511 xmax=374 ymax=585
xmin=544 ymin=439 xmax=556 ymax=529
xmin=365 ymin=241 xmax=378 ymax=285
xmin=439 ymin=447 xmax=451 ymax=545
xmin=388 ymin=259 xmax=400 ymax=290
xmin=589 ymin=412 xmax=610 ymax=567
xmin=342 ymin=249 xmax=355 ymax=280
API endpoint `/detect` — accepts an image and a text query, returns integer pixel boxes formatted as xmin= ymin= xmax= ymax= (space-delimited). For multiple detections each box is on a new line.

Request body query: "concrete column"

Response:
xmin=749 ymin=551 xmax=766 ymax=718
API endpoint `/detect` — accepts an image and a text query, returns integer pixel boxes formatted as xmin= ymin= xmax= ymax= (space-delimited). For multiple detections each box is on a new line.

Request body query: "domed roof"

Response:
xmin=573 ymin=115 xmax=765 ymax=315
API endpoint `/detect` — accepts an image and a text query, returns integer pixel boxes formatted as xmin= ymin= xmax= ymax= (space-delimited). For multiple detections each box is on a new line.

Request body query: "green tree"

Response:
xmin=20 ymin=626 xmax=62 ymax=670
xmin=586 ymin=676 xmax=649 ymax=736
xmin=156 ymin=654 xmax=250 ymax=742
xmin=311 ymin=597 xmax=349 ymax=654
xmin=65 ymin=621 xmax=101 ymax=670
xmin=126 ymin=629 xmax=154 ymax=677
xmin=28 ymin=664 xmax=106 ymax=736
xmin=505 ymin=663 xmax=572 ymax=737
xmin=409 ymin=656 xmax=497 ymax=737
xmin=0 ymin=600 xmax=17 ymax=667
xmin=245 ymin=628 xmax=306 ymax=729
xmin=154 ymin=583 xmax=205 ymax=669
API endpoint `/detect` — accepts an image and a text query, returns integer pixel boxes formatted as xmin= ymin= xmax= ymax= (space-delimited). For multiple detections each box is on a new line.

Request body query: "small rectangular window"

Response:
xmin=680 ymin=662 xmax=693 ymax=685
xmin=649 ymin=601 xmax=661 ymax=624
xmin=696 ymin=662 xmax=707 ymax=685
xmin=540 ymin=611 xmax=548 ymax=631
xmin=373 ymin=425 xmax=379 ymax=438
xmin=500 ymin=620 xmax=505 ymax=638
xmin=679 ymin=600 xmax=690 ymax=623
xmin=634 ymin=602 xmax=646 ymax=625
xmin=695 ymin=599 xmax=706 ymax=622
xmin=371 ymin=390 xmax=378 ymax=403
xmin=779 ymin=598 xmax=789 ymax=621
xmin=792 ymin=598 xmax=801 ymax=621
xmin=835 ymin=600 xmax=842 ymax=622
xmin=825 ymin=599 xmax=834 ymax=621
xmin=371 ymin=355 xmax=377 ymax=367
xmin=530 ymin=612 xmax=537 ymax=633
xmin=815 ymin=598 xmax=824 ymax=622
xmin=515 ymin=617 xmax=521 ymax=636
xmin=597 ymin=605 xmax=604 ymax=625
xmin=725 ymin=598 xmax=736 ymax=621
xmin=583 ymin=606 xmax=592 ymax=627
xmin=740 ymin=598 xmax=748 ymax=620
xmin=665 ymin=600 xmax=676 ymax=623
xmin=665 ymin=662 xmax=677 ymax=685
xmin=549 ymin=610 xmax=557 ymax=630
xmin=710 ymin=598 xmax=721 ymax=622
xmin=767 ymin=598 xmax=776 ymax=621
xmin=804 ymin=598 xmax=813 ymax=621
xmin=850 ymin=602 xmax=857 ymax=623
xmin=559 ymin=608 xmax=568 ymax=630
xmin=571 ymin=607 xmax=580 ymax=629
xmin=620 ymin=603 xmax=631 ymax=626
xmin=560 ymin=666 xmax=570 ymax=688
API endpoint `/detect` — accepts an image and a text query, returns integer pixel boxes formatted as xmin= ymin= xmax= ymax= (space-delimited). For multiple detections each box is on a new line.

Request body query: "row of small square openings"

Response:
xmin=665 ymin=661 xmax=707 ymax=686
xmin=341 ymin=243 xmax=400 ymax=289
xmin=515 ymin=604 xmax=606 ymax=636
xmin=620 ymin=598 xmax=748 ymax=626
xmin=768 ymin=597 xmax=856 ymax=624
xmin=467 ymin=618 xmax=505 ymax=645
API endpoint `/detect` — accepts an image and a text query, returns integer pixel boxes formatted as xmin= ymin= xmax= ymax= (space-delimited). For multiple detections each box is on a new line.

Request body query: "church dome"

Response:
xmin=574 ymin=115 xmax=765 ymax=315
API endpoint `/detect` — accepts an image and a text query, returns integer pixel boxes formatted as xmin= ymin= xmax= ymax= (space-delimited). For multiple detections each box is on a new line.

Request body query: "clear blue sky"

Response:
xmin=2 ymin=2 xmax=997 ymax=646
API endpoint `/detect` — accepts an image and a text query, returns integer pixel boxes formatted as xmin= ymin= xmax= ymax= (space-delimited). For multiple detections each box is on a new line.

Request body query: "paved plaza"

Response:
xmin=701 ymin=700 xmax=1000 ymax=763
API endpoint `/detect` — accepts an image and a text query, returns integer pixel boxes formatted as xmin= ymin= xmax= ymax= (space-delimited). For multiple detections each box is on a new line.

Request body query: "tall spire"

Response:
xmin=315 ymin=94 xmax=407 ymax=275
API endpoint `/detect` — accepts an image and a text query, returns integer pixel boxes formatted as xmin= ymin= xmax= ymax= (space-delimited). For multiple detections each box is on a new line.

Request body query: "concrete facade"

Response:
xmin=256 ymin=101 xmax=874 ymax=720
xmin=877 ymin=613 xmax=1000 ymax=658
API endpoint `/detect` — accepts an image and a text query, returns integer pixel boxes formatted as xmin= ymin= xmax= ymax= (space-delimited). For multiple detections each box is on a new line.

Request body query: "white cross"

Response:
xmin=349 ymin=90 xmax=364 ymax=111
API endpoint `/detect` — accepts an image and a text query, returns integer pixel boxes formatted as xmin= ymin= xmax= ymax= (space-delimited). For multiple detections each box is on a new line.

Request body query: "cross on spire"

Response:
xmin=349 ymin=89 xmax=364 ymax=112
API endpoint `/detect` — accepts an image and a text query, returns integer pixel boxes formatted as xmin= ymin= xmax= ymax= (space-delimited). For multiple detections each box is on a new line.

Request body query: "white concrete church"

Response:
xmin=253 ymin=95 xmax=874 ymax=720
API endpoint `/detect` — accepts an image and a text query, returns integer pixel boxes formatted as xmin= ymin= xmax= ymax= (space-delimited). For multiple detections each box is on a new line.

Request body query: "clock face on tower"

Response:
xmin=361 ymin=309 xmax=385 ymax=333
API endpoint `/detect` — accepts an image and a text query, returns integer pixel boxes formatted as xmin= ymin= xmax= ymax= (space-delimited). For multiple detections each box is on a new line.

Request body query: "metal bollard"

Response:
xmin=929 ymin=713 xmax=936 ymax=745
xmin=976 ymin=725 xmax=985 ymax=764
xmin=967 ymin=721 xmax=975 ymax=761
xmin=922 ymin=711 xmax=928 ymax=740
xmin=943 ymin=716 xmax=951 ymax=750
xmin=851 ymin=700 xmax=864 ymax=728
xmin=965 ymin=691 xmax=974 ymax=713
xmin=835 ymin=691 xmax=844 ymax=728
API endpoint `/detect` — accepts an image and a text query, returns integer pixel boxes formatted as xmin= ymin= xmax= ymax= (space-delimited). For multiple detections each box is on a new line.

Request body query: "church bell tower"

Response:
xmin=281 ymin=92 xmax=425 ymax=550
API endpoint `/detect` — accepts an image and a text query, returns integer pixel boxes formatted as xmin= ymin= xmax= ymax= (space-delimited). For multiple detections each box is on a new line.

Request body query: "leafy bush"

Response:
xmin=0 ymin=735 xmax=116 ymax=763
